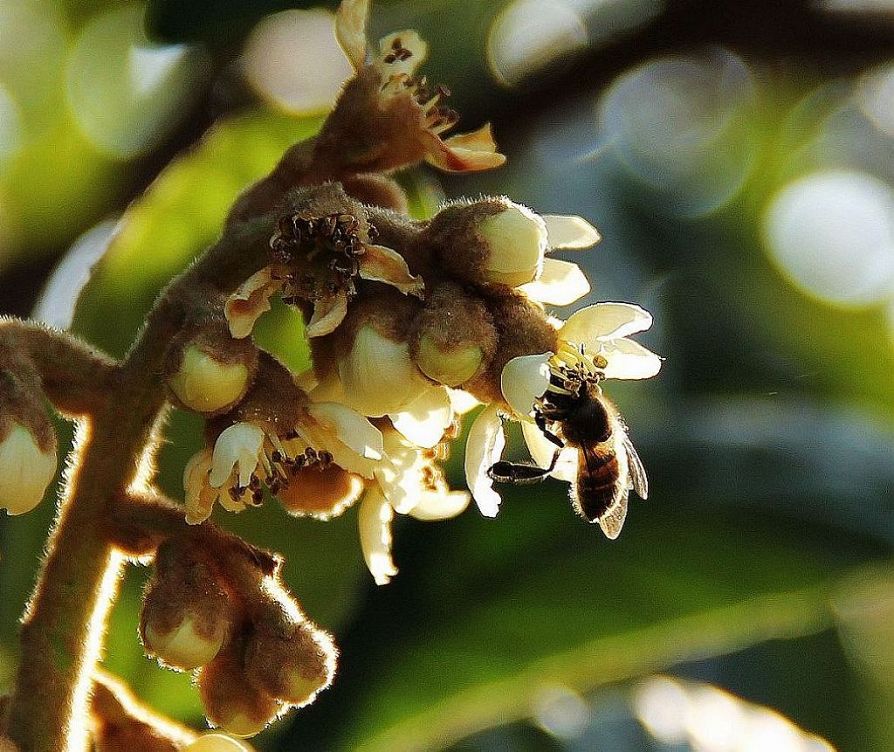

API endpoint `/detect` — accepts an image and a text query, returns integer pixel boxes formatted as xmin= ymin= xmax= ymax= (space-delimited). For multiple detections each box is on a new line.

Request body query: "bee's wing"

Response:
xmin=622 ymin=432 xmax=648 ymax=500
xmin=598 ymin=492 xmax=628 ymax=540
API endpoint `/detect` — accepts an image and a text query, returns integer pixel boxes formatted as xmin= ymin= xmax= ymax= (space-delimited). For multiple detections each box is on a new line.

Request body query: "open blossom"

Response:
xmin=465 ymin=302 xmax=661 ymax=517
xmin=334 ymin=0 xmax=506 ymax=173
xmin=184 ymin=405 xmax=383 ymax=524
xmin=358 ymin=427 xmax=469 ymax=585
xmin=225 ymin=209 xmax=423 ymax=342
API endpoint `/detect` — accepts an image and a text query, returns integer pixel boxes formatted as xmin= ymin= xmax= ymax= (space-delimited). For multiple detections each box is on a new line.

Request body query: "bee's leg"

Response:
xmin=488 ymin=451 xmax=560 ymax=485
xmin=535 ymin=411 xmax=565 ymax=449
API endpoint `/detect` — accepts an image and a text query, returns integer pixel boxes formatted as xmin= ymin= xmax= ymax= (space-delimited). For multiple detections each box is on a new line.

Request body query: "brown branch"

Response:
xmin=90 ymin=670 xmax=197 ymax=752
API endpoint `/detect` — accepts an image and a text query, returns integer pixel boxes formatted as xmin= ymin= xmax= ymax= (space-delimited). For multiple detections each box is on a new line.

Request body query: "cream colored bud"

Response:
xmin=0 ymin=423 xmax=57 ymax=516
xmin=415 ymin=334 xmax=483 ymax=387
xmin=144 ymin=614 xmax=226 ymax=671
xmin=169 ymin=346 xmax=250 ymax=414
xmin=183 ymin=735 xmax=252 ymax=752
xmin=338 ymin=325 xmax=429 ymax=416
xmin=477 ymin=203 xmax=547 ymax=287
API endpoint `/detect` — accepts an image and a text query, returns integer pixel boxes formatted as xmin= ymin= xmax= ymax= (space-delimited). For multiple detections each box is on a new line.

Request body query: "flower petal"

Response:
xmin=225 ymin=268 xmax=281 ymax=339
xmin=448 ymin=388 xmax=481 ymax=415
xmin=305 ymin=290 xmax=349 ymax=338
xmin=409 ymin=490 xmax=470 ymax=521
xmin=464 ymin=403 xmax=506 ymax=517
xmin=543 ymin=214 xmax=601 ymax=250
xmin=335 ymin=0 xmax=369 ymax=71
xmin=500 ymin=353 xmax=552 ymax=419
xmin=521 ymin=421 xmax=578 ymax=483
xmin=209 ymin=423 xmax=265 ymax=488
xmin=376 ymin=30 xmax=428 ymax=78
xmin=306 ymin=402 xmax=383 ymax=461
xmin=519 ymin=259 xmax=590 ymax=306
xmin=423 ymin=123 xmax=507 ymax=173
xmin=389 ymin=385 xmax=453 ymax=449
xmin=560 ymin=302 xmax=653 ymax=346
xmin=359 ymin=243 xmax=424 ymax=296
xmin=358 ymin=488 xmax=398 ymax=585
xmin=600 ymin=338 xmax=662 ymax=380
xmin=183 ymin=449 xmax=215 ymax=524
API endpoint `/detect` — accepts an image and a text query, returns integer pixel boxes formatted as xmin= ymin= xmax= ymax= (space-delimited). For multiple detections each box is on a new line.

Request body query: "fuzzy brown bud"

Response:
xmin=198 ymin=646 xmax=282 ymax=738
xmin=423 ymin=198 xmax=547 ymax=288
xmin=410 ymin=282 xmax=496 ymax=387
xmin=140 ymin=542 xmax=230 ymax=671
xmin=244 ymin=618 xmax=336 ymax=706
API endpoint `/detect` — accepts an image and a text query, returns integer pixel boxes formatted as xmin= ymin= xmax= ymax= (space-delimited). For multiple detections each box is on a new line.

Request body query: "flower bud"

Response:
xmin=167 ymin=336 xmax=256 ymax=415
xmin=410 ymin=282 xmax=495 ymax=387
xmin=0 ymin=421 xmax=57 ymax=516
xmin=141 ymin=543 xmax=230 ymax=670
xmin=415 ymin=336 xmax=482 ymax=387
xmin=244 ymin=620 xmax=336 ymax=707
xmin=183 ymin=734 xmax=252 ymax=752
xmin=338 ymin=324 xmax=430 ymax=416
xmin=276 ymin=464 xmax=364 ymax=520
xmin=476 ymin=202 xmax=547 ymax=287
xmin=199 ymin=648 xmax=282 ymax=738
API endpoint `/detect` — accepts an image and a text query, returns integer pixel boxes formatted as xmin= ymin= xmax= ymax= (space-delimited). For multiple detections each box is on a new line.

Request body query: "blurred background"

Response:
xmin=1 ymin=0 xmax=893 ymax=750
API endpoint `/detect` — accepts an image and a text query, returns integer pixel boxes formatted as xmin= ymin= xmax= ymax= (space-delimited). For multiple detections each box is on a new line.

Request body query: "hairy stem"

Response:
xmin=5 ymin=217 xmax=275 ymax=751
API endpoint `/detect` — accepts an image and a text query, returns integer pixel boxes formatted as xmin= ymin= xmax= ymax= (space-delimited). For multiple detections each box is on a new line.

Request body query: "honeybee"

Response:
xmin=488 ymin=346 xmax=648 ymax=539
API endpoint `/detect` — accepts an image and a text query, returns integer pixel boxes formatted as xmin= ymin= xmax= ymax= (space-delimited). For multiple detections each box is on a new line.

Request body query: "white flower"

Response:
xmin=464 ymin=302 xmax=660 ymax=515
xmin=359 ymin=428 xmax=469 ymax=584
xmin=0 ymin=423 xmax=57 ymax=516
xmin=184 ymin=408 xmax=383 ymax=524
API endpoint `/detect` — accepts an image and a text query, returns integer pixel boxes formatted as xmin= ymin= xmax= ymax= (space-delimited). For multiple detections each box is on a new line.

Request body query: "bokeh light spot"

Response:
xmin=531 ymin=684 xmax=590 ymax=740
xmin=487 ymin=0 xmax=588 ymax=87
xmin=598 ymin=49 xmax=757 ymax=216
xmin=857 ymin=62 xmax=894 ymax=138
xmin=764 ymin=169 xmax=894 ymax=308
xmin=65 ymin=4 xmax=209 ymax=160
xmin=242 ymin=9 xmax=353 ymax=116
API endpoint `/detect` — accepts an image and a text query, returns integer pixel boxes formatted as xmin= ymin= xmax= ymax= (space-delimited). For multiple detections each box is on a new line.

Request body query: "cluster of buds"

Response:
xmin=140 ymin=535 xmax=335 ymax=737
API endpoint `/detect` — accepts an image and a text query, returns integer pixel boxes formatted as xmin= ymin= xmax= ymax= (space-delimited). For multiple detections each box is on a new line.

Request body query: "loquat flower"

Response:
xmin=333 ymin=0 xmax=506 ymax=173
xmin=465 ymin=302 xmax=660 ymax=517
xmin=359 ymin=426 xmax=469 ymax=585
xmin=184 ymin=407 xmax=383 ymax=524
xmin=0 ymin=421 xmax=57 ymax=516
xmin=167 ymin=342 xmax=254 ymax=415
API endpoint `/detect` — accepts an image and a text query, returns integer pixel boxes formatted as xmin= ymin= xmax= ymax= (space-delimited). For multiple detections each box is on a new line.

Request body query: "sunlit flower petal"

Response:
xmin=519 ymin=258 xmax=590 ymax=306
xmin=500 ymin=352 xmax=552 ymax=418
xmin=448 ymin=388 xmax=481 ymax=415
xmin=306 ymin=402 xmax=384 ymax=461
xmin=424 ymin=123 xmax=507 ymax=173
xmin=305 ymin=290 xmax=349 ymax=338
xmin=389 ymin=385 xmax=452 ymax=449
xmin=183 ymin=448 xmax=217 ymax=524
xmin=225 ymin=268 xmax=282 ymax=339
xmin=358 ymin=243 xmax=424 ymax=295
xmin=543 ymin=214 xmax=601 ymax=250
xmin=464 ymin=403 xmax=506 ymax=517
xmin=358 ymin=487 xmax=398 ymax=585
xmin=600 ymin=338 xmax=662 ymax=380
xmin=375 ymin=31 xmax=428 ymax=78
xmin=560 ymin=301 xmax=653 ymax=345
xmin=209 ymin=422 xmax=265 ymax=488
xmin=409 ymin=489 xmax=470 ymax=521
xmin=521 ymin=420 xmax=577 ymax=483
xmin=335 ymin=0 xmax=369 ymax=70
